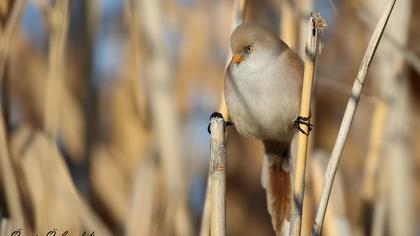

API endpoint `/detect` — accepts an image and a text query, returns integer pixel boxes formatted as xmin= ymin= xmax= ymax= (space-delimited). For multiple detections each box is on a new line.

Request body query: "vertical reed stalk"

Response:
xmin=43 ymin=0 xmax=70 ymax=140
xmin=126 ymin=156 xmax=156 ymax=236
xmin=0 ymin=0 xmax=25 ymax=77
xmin=361 ymin=101 xmax=387 ymax=203
xmin=125 ymin=0 xmax=149 ymax=126
xmin=289 ymin=13 xmax=324 ymax=236
xmin=138 ymin=0 xmax=192 ymax=235
xmin=360 ymin=101 xmax=387 ymax=235
xmin=201 ymin=1 xmax=247 ymax=235
xmin=199 ymin=173 xmax=212 ymax=236
xmin=312 ymin=0 xmax=396 ymax=234
xmin=298 ymin=0 xmax=314 ymax=57
xmin=371 ymin=154 xmax=389 ymax=236
xmin=366 ymin=0 xmax=414 ymax=234
xmin=0 ymin=0 xmax=27 ymax=233
xmin=0 ymin=112 xmax=22 ymax=233
xmin=78 ymin=0 xmax=95 ymax=195
xmin=356 ymin=4 xmax=420 ymax=75
xmin=280 ymin=0 xmax=298 ymax=49
xmin=209 ymin=117 xmax=226 ymax=236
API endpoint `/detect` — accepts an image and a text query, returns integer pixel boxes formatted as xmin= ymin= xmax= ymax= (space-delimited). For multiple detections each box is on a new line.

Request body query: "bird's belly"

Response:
xmin=225 ymin=72 xmax=299 ymax=142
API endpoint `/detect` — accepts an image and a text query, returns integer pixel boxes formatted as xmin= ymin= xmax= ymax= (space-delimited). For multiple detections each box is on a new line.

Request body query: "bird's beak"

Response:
xmin=232 ymin=53 xmax=244 ymax=64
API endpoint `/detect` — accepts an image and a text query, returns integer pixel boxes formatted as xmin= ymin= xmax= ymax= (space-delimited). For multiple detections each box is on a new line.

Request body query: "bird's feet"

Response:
xmin=294 ymin=116 xmax=313 ymax=136
xmin=207 ymin=112 xmax=233 ymax=134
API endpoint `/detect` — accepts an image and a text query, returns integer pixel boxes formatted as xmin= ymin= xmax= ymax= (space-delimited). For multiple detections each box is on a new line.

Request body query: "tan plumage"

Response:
xmin=224 ymin=23 xmax=303 ymax=235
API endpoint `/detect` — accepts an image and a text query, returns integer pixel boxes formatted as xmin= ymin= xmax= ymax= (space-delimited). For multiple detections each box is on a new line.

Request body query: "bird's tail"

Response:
xmin=261 ymin=141 xmax=292 ymax=236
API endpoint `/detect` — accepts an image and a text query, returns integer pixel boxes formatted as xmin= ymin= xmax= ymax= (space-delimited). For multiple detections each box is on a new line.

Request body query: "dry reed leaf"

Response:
xmin=90 ymin=145 xmax=130 ymax=227
xmin=11 ymin=34 xmax=85 ymax=161
xmin=102 ymin=81 xmax=149 ymax=176
xmin=125 ymin=155 xmax=156 ymax=236
xmin=0 ymin=1 xmax=28 ymax=233
xmin=0 ymin=115 xmax=26 ymax=234
xmin=121 ymin=2 xmax=149 ymax=128
xmin=9 ymin=125 xmax=112 ymax=236
xmin=9 ymin=34 xmax=46 ymax=126
xmin=9 ymin=126 xmax=81 ymax=234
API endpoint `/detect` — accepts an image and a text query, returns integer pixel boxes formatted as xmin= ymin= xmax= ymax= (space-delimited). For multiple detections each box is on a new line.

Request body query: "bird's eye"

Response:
xmin=246 ymin=46 xmax=253 ymax=52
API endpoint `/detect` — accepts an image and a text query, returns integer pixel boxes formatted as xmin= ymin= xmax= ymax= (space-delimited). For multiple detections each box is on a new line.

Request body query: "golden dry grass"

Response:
xmin=0 ymin=1 xmax=419 ymax=236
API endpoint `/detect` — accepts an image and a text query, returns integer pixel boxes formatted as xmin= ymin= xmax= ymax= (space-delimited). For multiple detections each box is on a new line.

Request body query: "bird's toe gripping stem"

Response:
xmin=207 ymin=112 xmax=233 ymax=134
xmin=294 ymin=115 xmax=313 ymax=136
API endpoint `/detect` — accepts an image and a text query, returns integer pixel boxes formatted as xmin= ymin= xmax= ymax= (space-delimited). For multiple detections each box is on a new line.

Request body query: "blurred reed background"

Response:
xmin=0 ymin=0 xmax=419 ymax=235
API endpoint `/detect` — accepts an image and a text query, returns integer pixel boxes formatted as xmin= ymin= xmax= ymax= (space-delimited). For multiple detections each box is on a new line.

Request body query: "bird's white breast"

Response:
xmin=225 ymin=50 xmax=302 ymax=142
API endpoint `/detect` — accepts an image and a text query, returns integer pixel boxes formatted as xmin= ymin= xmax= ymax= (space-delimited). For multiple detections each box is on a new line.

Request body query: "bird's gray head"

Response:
xmin=229 ymin=23 xmax=288 ymax=65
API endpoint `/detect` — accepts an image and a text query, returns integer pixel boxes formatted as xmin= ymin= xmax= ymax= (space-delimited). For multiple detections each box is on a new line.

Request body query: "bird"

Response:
xmin=223 ymin=23 xmax=305 ymax=235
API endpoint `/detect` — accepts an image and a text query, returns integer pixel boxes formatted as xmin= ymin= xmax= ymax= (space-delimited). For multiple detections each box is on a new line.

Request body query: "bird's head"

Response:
xmin=229 ymin=23 xmax=288 ymax=65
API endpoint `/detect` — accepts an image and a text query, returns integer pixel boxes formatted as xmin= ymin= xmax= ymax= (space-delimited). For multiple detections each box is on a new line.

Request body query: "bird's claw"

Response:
xmin=294 ymin=115 xmax=313 ymax=136
xmin=207 ymin=112 xmax=233 ymax=134
xmin=210 ymin=112 xmax=224 ymax=119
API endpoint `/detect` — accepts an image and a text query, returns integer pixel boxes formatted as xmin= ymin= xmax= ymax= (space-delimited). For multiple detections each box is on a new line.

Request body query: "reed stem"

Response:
xmin=289 ymin=12 xmax=324 ymax=236
xmin=209 ymin=117 xmax=226 ymax=236
xmin=312 ymin=0 xmax=396 ymax=234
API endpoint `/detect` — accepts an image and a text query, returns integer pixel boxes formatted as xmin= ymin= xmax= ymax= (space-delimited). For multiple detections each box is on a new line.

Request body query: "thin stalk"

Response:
xmin=289 ymin=13 xmax=324 ymax=236
xmin=0 ymin=0 xmax=26 ymax=126
xmin=78 ymin=0 xmax=95 ymax=196
xmin=360 ymin=101 xmax=387 ymax=235
xmin=0 ymin=105 xmax=23 ymax=232
xmin=0 ymin=0 xmax=27 ymax=232
xmin=209 ymin=117 xmax=226 ymax=236
xmin=298 ymin=0 xmax=314 ymax=57
xmin=201 ymin=1 xmax=247 ymax=234
xmin=124 ymin=0 xmax=149 ymax=127
xmin=199 ymin=173 xmax=212 ymax=236
xmin=138 ymin=0 xmax=192 ymax=234
xmin=280 ymin=0 xmax=298 ymax=49
xmin=355 ymin=3 xmax=420 ymax=76
xmin=371 ymin=154 xmax=389 ymax=236
xmin=312 ymin=0 xmax=396 ymax=235
xmin=368 ymin=0 xmax=414 ymax=234
xmin=43 ymin=0 xmax=70 ymax=140
xmin=125 ymin=156 xmax=156 ymax=236
xmin=361 ymin=101 xmax=387 ymax=203
xmin=0 ymin=0 xmax=25 ymax=76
